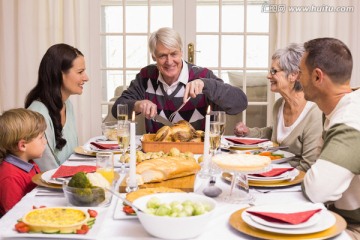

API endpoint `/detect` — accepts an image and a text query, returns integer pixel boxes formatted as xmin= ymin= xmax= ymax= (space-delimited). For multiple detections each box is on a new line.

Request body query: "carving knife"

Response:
xmin=152 ymin=114 xmax=173 ymax=126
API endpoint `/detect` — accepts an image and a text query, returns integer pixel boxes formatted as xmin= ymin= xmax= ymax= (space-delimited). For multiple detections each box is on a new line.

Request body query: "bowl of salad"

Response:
xmin=132 ymin=192 xmax=217 ymax=239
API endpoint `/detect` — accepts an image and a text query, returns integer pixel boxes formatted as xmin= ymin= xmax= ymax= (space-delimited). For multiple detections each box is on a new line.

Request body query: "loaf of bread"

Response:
xmin=136 ymin=156 xmax=201 ymax=183
xmin=126 ymin=187 xmax=183 ymax=202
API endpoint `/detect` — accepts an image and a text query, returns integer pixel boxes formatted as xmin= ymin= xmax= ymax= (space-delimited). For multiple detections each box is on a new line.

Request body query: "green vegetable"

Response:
xmin=66 ymin=172 xmax=105 ymax=206
xmin=68 ymin=172 xmax=92 ymax=188
xmin=145 ymin=197 xmax=211 ymax=217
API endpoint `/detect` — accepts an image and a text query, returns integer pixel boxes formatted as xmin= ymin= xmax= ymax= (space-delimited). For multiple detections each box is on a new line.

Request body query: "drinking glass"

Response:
xmin=96 ymin=152 xmax=115 ymax=184
xmin=117 ymin=121 xmax=130 ymax=173
xmin=212 ymin=111 xmax=226 ymax=136
xmin=209 ymin=121 xmax=221 ymax=156
xmin=209 ymin=121 xmax=222 ymax=175
xmin=117 ymin=104 xmax=128 ymax=122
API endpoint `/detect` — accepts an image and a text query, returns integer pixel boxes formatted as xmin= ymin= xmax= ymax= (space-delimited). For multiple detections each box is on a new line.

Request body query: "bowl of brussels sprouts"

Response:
xmin=132 ymin=192 xmax=217 ymax=239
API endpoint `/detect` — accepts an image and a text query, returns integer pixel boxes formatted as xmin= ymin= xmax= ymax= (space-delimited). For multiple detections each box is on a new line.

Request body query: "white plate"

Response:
xmin=84 ymin=142 xmax=121 ymax=153
xmin=2 ymin=207 xmax=106 ymax=239
xmin=247 ymin=167 xmax=299 ymax=182
xmin=41 ymin=169 xmax=68 ymax=185
xmin=269 ymin=150 xmax=296 ymax=164
xmin=113 ymin=195 xmax=138 ymax=220
xmin=242 ymin=203 xmax=336 ymax=234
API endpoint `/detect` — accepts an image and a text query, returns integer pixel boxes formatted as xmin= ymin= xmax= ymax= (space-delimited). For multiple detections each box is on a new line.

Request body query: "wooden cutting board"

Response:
xmin=119 ymin=174 xmax=196 ymax=193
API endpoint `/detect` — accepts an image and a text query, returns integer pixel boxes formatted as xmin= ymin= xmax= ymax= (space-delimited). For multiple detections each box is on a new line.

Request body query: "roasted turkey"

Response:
xmin=154 ymin=120 xmax=202 ymax=142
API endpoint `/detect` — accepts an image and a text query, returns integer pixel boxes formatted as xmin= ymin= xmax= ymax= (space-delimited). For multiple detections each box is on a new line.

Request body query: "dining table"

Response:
xmin=0 ymin=136 xmax=352 ymax=240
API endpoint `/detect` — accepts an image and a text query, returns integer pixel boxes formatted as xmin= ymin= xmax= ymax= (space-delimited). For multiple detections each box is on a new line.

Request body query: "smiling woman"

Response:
xmin=25 ymin=44 xmax=89 ymax=172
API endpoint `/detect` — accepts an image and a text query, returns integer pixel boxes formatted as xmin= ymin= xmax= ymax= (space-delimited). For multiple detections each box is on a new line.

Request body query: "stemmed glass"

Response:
xmin=212 ymin=111 xmax=226 ymax=137
xmin=212 ymin=111 xmax=226 ymax=154
xmin=209 ymin=121 xmax=221 ymax=157
xmin=209 ymin=121 xmax=221 ymax=175
xmin=117 ymin=104 xmax=128 ymax=121
xmin=117 ymin=121 xmax=130 ymax=173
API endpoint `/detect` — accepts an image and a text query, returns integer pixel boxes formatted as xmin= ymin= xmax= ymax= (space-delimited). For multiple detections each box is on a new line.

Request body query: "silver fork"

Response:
xmin=169 ymin=97 xmax=191 ymax=122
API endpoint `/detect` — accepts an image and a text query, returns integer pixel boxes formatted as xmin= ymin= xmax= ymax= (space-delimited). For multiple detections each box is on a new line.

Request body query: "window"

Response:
xmin=100 ymin=0 xmax=272 ymax=134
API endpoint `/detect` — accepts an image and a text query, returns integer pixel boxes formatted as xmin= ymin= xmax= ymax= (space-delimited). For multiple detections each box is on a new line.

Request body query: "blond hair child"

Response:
xmin=0 ymin=108 xmax=47 ymax=216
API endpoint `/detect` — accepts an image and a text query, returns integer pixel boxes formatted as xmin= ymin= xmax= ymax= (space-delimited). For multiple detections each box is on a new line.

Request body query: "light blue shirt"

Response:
xmin=27 ymin=99 xmax=78 ymax=171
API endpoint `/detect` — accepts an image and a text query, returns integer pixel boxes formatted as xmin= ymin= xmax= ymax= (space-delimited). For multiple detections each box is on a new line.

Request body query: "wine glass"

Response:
xmin=212 ymin=111 xmax=226 ymax=154
xmin=209 ymin=121 xmax=221 ymax=175
xmin=209 ymin=121 xmax=221 ymax=157
xmin=117 ymin=121 xmax=130 ymax=173
xmin=212 ymin=111 xmax=226 ymax=136
xmin=117 ymin=104 xmax=128 ymax=122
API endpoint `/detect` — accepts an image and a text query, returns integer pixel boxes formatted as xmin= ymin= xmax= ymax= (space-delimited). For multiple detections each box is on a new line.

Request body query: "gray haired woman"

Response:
xmin=234 ymin=43 xmax=323 ymax=171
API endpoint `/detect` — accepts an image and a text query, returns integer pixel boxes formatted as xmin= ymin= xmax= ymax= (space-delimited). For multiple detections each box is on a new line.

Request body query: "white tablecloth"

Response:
xmin=0 ymin=137 xmax=351 ymax=240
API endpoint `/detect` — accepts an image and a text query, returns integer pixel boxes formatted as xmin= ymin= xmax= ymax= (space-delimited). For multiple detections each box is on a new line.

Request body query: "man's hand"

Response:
xmin=234 ymin=122 xmax=249 ymax=137
xmin=134 ymin=100 xmax=157 ymax=119
xmin=183 ymin=79 xmax=204 ymax=103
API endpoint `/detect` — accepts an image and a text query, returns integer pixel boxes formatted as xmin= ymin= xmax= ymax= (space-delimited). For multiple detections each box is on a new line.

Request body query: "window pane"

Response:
xmin=246 ymin=70 xmax=268 ymax=102
xmin=125 ymin=70 xmax=139 ymax=86
xmin=246 ymin=35 xmax=268 ymax=68
xmin=126 ymin=6 xmax=147 ymax=33
xmin=221 ymin=35 xmax=244 ymax=67
xmin=196 ymin=35 xmax=218 ymax=67
xmin=222 ymin=3 xmax=244 ymax=32
xmin=197 ymin=1 xmax=219 ymax=32
xmin=101 ymin=36 xmax=123 ymax=68
xmin=150 ymin=4 xmax=172 ymax=32
xmin=247 ymin=3 xmax=269 ymax=32
xmin=101 ymin=6 xmax=123 ymax=33
xmin=126 ymin=36 xmax=148 ymax=68
xmin=246 ymin=105 xmax=267 ymax=127
xmin=102 ymin=70 xmax=123 ymax=102
xmin=227 ymin=70 xmax=244 ymax=88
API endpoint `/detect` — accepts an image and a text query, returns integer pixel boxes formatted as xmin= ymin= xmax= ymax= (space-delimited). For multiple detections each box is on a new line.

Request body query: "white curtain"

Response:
xmin=0 ymin=0 xmax=101 ymax=145
xmin=273 ymin=0 xmax=360 ymax=87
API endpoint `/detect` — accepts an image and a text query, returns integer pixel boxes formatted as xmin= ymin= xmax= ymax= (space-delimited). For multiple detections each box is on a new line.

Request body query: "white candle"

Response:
xmin=129 ymin=111 xmax=137 ymax=186
xmin=203 ymin=106 xmax=211 ymax=167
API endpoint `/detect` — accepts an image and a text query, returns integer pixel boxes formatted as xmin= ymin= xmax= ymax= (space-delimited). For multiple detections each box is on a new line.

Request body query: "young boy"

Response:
xmin=0 ymin=108 xmax=47 ymax=217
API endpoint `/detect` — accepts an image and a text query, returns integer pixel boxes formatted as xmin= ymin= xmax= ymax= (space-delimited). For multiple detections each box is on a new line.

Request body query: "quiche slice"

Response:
xmin=22 ymin=207 xmax=89 ymax=234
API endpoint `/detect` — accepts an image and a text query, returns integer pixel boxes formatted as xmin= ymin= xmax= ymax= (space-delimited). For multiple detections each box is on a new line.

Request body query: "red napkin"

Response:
xmin=250 ymin=168 xmax=294 ymax=177
xmin=90 ymin=142 xmax=119 ymax=150
xmin=51 ymin=165 xmax=97 ymax=178
xmin=226 ymin=138 xmax=269 ymax=145
xmin=246 ymin=209 xmax=322 ymax=225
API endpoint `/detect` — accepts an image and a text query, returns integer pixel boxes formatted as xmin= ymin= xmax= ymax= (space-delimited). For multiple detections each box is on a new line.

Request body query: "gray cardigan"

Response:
xmin=247 ymin=98 xmax=323 ymax=171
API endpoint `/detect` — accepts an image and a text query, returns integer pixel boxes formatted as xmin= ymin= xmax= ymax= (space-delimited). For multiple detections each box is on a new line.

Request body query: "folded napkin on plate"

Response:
xmin=90 ymin=142 xmax=119 ymax=150
xmin=226 ymin=138 xmax=269 ymax=145
xmin=250 ymin=168 xmax=294 ymax=177
xmin=51 ymin=165 xmax=97 ymax=178
xmin=246 ymin=209 xmax=322 ymax=225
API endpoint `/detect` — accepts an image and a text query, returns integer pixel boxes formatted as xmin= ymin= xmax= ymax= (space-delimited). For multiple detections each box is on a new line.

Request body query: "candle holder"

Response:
xmin=125 ymin=177 xmax=139 ymax=193
xmin=127 ymin=114 xmax=138 ymax=193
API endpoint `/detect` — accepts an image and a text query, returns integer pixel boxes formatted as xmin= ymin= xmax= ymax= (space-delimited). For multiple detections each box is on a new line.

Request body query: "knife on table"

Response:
xmin=152 ymin=114 xmax=173 ymax=126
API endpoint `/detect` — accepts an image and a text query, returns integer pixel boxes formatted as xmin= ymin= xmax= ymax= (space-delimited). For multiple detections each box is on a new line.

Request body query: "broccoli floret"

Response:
xmin=66 ymin=172 xmax=106 ymax=206
xmin=68 ymin=172 xmax=92 ymax=188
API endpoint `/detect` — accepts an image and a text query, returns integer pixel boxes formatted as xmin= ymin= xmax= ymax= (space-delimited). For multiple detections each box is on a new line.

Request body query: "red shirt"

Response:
xmin=0 ymin=156 xmax=40 ymax=216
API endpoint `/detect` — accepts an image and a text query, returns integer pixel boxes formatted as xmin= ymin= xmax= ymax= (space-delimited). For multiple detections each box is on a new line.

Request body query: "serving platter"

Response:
xmin=229 ymin=208 xmax=346 ymax=240
xmin=2 ymin=207 xmax=106 ymax=239
xmin=119 ymin=174 xmax=196 ymax=193
xmin=113 ymin=196 xmax=138 ymax=220
xmin=141 ymin=134 xmax=204 ymax=154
